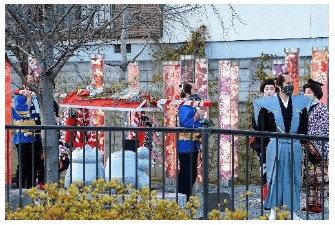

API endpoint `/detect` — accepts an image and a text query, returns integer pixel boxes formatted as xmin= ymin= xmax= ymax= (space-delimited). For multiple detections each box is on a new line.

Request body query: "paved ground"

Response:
xmin=160 ymin=184 xmax=329 ymax=220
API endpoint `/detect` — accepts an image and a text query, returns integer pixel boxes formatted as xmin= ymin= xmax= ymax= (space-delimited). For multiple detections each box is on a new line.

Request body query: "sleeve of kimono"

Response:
xmin=297 ymin=108 xmax=308 ymax=135
xmin=252 ymin=107 xmax=276 ymax=155
xmin=297 ymin=108 xmax=308 ymax=144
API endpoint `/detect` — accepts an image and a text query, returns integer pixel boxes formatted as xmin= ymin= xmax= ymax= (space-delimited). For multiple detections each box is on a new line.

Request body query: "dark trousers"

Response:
xmin=178 ymin=151 xmax=198 ymax=201
xmin=15 ymin=142 xmax=44 ymax=189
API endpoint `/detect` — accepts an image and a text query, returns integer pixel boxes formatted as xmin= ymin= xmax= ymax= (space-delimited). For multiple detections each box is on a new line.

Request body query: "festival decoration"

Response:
xmin=157 ymin=99 xmax=212 ymax=108
xmin=5 ymin=61 xmax=12 ymax=185
xmin=272 ymin=59 xmax=285 ymax=78
xmin=284 ymin=48 xmax=300 ymax=95
xmin=194 ymin=58 xmax=209 ymax=183
xmin=127 ymin=62 xmax=140 ymax=139
xmin=180 ymin=55 xmax=194 ymax=83
xmin=230 ymin=62 xmax=239 ymax=179
xmin=311 ymin=46 xmax=329 ymax=107
xmin=90 ymin=55 xmax=105 ymax=156
xmin=163 ymin=61 xmax=181 ymax=180
xmin=218 ymin=60 xmax=239 ymax=181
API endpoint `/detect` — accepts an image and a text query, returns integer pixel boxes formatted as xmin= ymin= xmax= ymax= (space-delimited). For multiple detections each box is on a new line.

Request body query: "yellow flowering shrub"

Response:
xmin=5 ymin=178 xmax=198 ymax=220
xmin=5 ymin=183 xmax=291 ymax=220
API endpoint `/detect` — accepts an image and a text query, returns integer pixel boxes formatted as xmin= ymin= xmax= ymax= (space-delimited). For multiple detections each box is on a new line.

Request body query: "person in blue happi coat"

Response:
xmin=177 ymin=83 xmax=203 ymax=201
xmin=12 ymin=74 xmax=44 ymax=189
xmin=253 ymin=72 xmax=311 ymax=220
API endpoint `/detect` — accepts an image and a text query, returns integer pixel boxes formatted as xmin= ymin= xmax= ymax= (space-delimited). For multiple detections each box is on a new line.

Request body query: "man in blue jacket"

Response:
xmin=177 ymin=83 xmax=203 ymax=201
xmin=12 ymin=74 xmax=43 ymax=189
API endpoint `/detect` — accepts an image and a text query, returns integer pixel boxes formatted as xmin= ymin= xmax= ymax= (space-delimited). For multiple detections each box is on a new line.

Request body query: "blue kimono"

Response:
xmin=177 ymin=105 xmax=201 ymax=153
xmin=253 ymin=95 xmax=311 ymax=210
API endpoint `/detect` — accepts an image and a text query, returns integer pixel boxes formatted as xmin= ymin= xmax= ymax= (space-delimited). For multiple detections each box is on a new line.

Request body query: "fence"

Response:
xmin=5 ymin=124 xmax=329 ymax=220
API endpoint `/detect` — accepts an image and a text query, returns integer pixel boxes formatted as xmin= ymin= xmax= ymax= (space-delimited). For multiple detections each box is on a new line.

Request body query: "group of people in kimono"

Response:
xmin=177 ymin=73 xmax=328 ymax=220
xmin=13 ymin=68 xmax=328 ymax=219
xmin=253 ymin=73 xmax=329 ymax=219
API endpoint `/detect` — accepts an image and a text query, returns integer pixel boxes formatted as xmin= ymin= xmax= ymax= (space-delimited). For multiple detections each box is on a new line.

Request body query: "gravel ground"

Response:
xmin=159 ymin=184 xmax=329 ymax=220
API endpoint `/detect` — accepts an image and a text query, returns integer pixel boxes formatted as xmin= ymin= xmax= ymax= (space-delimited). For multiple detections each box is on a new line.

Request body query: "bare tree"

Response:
xmin=5 ymin=4 xmax=130 ymax=183
xmin=5 ymin=4 xmax=242 ymax=183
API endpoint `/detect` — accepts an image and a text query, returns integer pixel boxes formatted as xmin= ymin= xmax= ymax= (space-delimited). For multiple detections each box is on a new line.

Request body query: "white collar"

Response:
xmin=279 ymin=96 xmax=289 ymax=108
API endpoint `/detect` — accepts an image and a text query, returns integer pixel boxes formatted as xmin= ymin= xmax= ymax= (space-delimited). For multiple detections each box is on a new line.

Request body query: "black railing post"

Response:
xmin=83 ymin=133 xmax=86 ymax=184
xmin=148 ymin=131 xmax=152 ymax=191
xmin=245 ymin=135 xmax=249 ymax=220
xmin=70 ymin=130 xmax=73 ymax=184
xmin=290 ymin=138 xmax=294 ymax=220
xmin=31 ymin=131 xmax=35 ymax=187
xmin=260 ymin=136 xmax=264 ymax=216
xmin=6 ymin=128 xmax=10 ymax=203
xmin=96 ymin=130 xmax=99 ymax=181
xmin=305 ymin=144 xmax=309 ymax=220
xmin=175 ymin=132 xmax=179 ymax=205
xmin=201 ymin=125 xmax=210 ymax=220
xmin=275 ymin=138 xmax=279 ymax=208
xmin=162 ymin=132 xmax=165 ymax=199
xmin=122 ymin=131 xmax=125 ymax=185
xmin=216 ymin=133 xmax=220 ymax=211
xmin=321 ymin=141 xmax=325 ymax=220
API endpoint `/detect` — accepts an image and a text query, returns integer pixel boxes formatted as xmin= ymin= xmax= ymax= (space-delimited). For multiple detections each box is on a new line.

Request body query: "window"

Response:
xmin=114 ymin=44 xmax=131 ymax=53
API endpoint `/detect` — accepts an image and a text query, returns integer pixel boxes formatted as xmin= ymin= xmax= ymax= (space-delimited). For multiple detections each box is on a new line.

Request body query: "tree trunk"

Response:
xmin=39 ymin=76 xmax=59 ymax=184
xmin=120 ymin=5 xmax=130 ymax=81
xmin=39 ymin=5 xmax=59 ymax=184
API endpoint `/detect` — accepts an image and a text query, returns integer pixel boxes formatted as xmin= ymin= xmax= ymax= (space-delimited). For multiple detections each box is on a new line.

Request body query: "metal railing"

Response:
xmin=5 ymin=124 xmax=329 ymax=220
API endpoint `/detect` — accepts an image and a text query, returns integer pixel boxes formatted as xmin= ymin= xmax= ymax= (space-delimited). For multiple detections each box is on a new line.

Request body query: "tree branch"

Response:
xmin=6 ymin=5 xmax=42 ymax=63
xmin=52 ymin=4 xmax=76 ymax=35
xmin=5 ymin=53 xmax=24 ymax=78
xmin=128 ymin=36 xmax=150 ymax=64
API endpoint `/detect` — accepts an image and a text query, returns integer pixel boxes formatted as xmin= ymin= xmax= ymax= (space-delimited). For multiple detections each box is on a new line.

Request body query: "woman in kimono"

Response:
xmin=302 ymin=79 xmax=329 ymax=213
xmin=252 ymin=78 xmax=279 ymax=203
xmin=253 ymin=73 xmax=311 ymax=220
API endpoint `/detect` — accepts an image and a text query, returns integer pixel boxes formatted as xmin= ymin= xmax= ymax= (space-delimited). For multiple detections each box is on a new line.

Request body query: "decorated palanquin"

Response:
xmin=60 ymin=87 xmax=160 ymax=149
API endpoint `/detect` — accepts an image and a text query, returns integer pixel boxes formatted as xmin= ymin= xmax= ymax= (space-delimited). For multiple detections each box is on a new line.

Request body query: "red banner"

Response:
xmin=311 ymin=47 xmax=329 ymax=108
xmin=285 ymin=48 xmax=300 ymax=95
xmin=5 ymin=61 xmax=12 ymax=185
xmin=194 ymin=58 xmax=208 ymax=183
xmin=90 ymin=55 xmax=105 ymax=157
xmin=163 ymin=62 xmax=181 ymax=179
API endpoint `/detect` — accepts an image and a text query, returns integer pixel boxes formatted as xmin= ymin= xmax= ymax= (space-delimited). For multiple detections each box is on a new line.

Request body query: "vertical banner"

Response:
xmin=272 ymin=59 xmax=285 ymax=78
xmin=5 ymin=61 xmax=12 ymax=185
xmin=90 ymin=55 xmax=105 ymax=157
xmin=285 ymin=48 xmax=300 ymax=95
xmin=180 ymin=55 xmax=194 ymax=83
xmin=311 ymin=46 xmax=329 ymax=108
xmin=127 ymin=62 xmax=140 ymax=139
xmin=163 ymin=61 xmax=181 ymax=180
xmin=194 ymin=58 xmax=208 ymax=183
xmin=230 ymin=62 xmax=239 ymax=179
xmin=218 ymin=60 xmax=232 ymax=180
xmin=218 ymin=60 xmax=239 ymax=181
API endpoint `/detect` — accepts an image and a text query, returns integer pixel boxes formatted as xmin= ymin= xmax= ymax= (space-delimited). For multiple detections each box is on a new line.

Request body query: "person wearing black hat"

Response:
xmin=302 ymin=79 xmax=329 ymax=213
